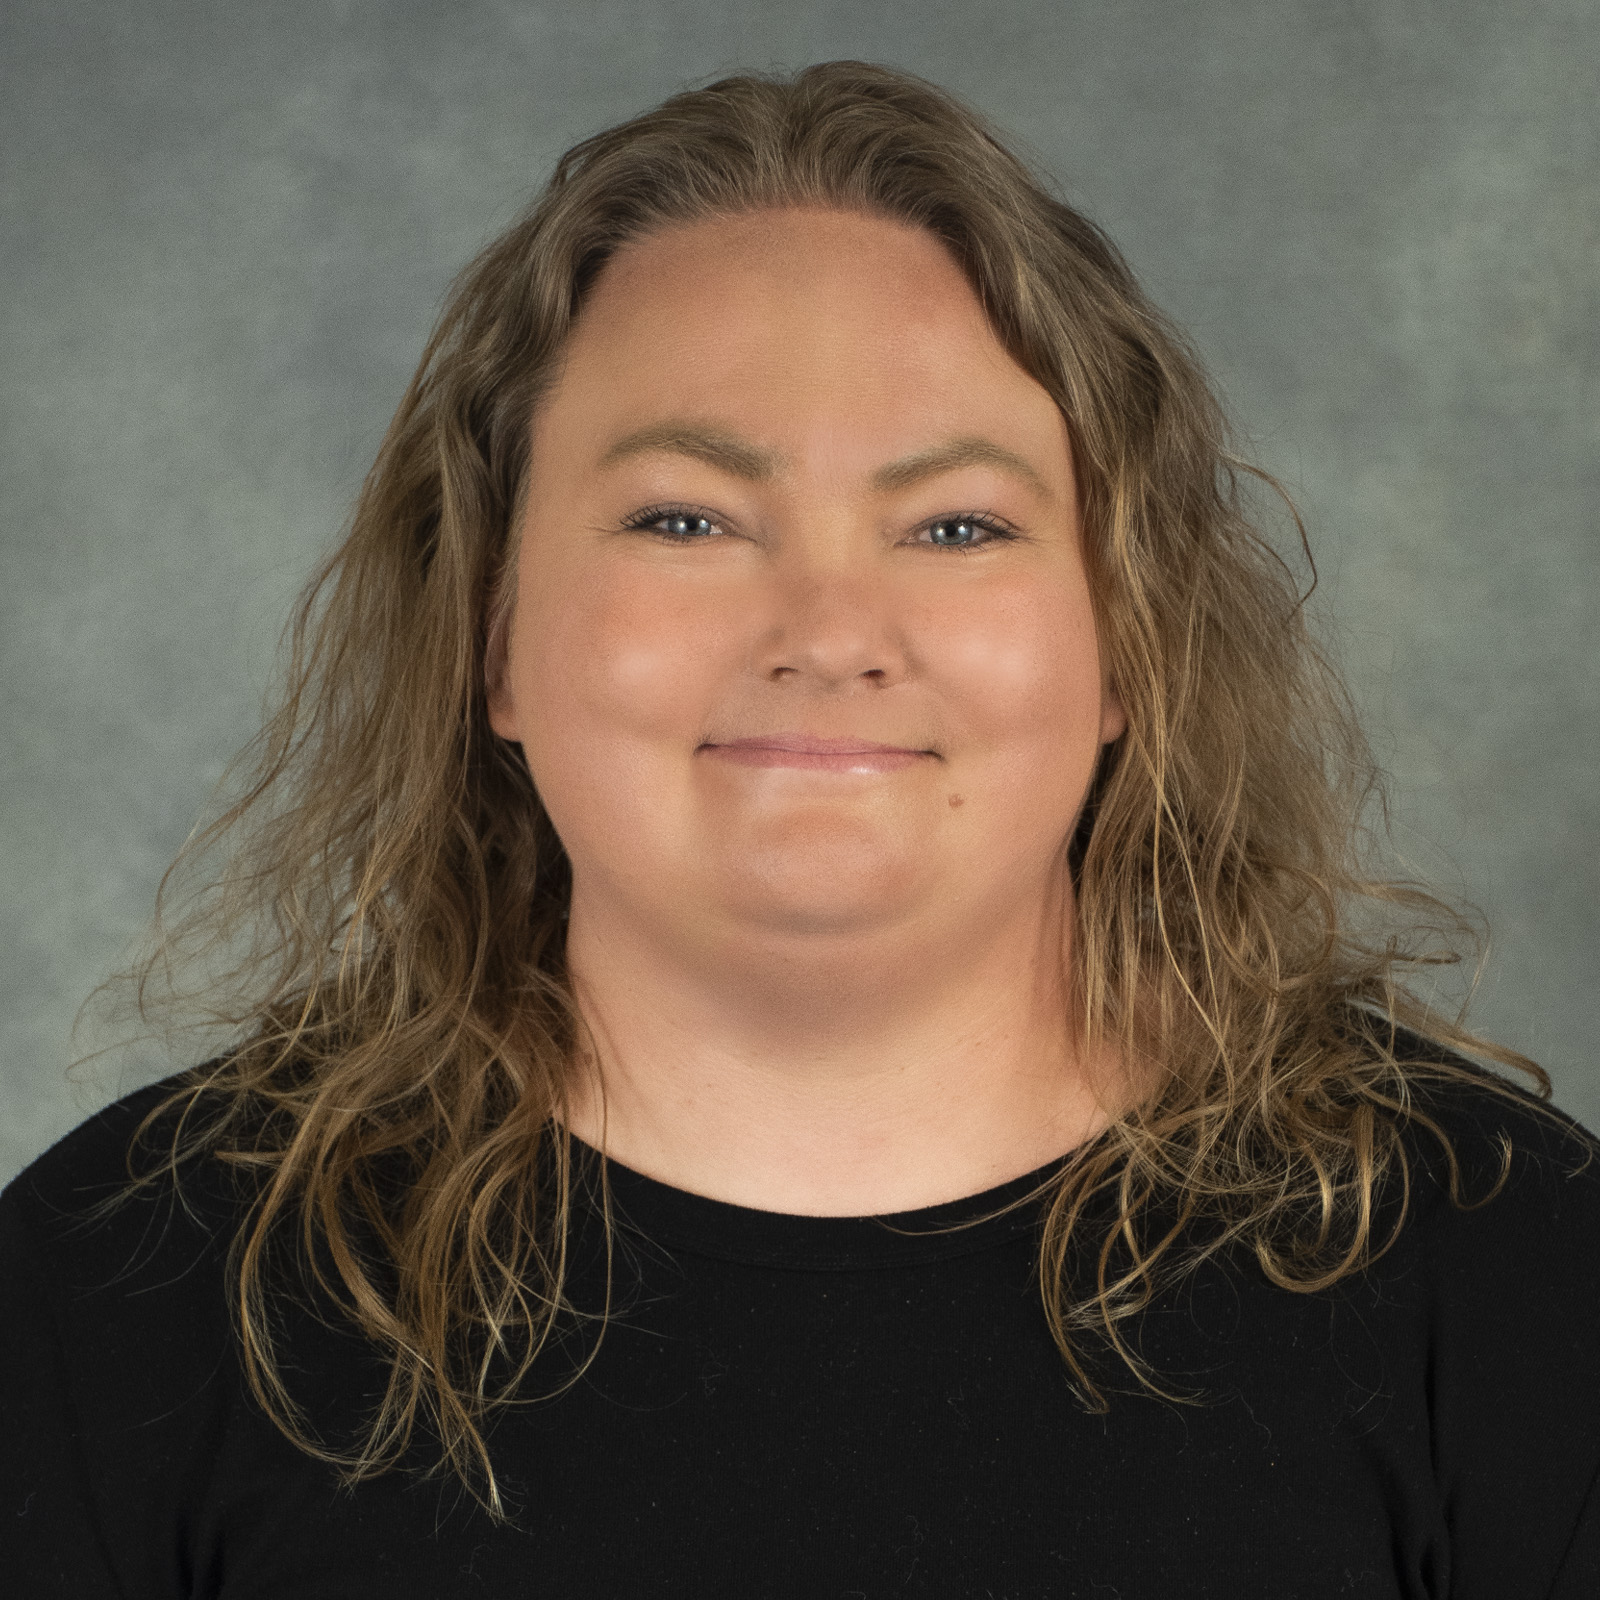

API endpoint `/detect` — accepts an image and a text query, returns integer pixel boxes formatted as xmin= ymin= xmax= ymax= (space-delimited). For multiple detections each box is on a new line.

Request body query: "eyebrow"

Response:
xmin=597 ymin=424 xmax=781 ymax=481
xmin=597 ymin=423 xmax=1050 ymax=500
xmin=870 ymin=437 xmax=1050 ymax=499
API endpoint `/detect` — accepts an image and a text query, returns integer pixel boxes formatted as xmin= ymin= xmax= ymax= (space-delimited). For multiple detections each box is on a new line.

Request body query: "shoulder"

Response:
xmin=1367 ymin=1033 xmax=1600 ymax=1592
xmin=1384 ymin=1025 xmax=1599 ymax=1236
xmin=0 ymin=1070 xmax=247 ymax=1313
xmin=6 ymin=1073 xmax=188 ymax=1202
xmin=1369 ymin=1026 xmax=1600 ymax=1406
xmin=1 ymin=1076 xmax=288 ymax=1594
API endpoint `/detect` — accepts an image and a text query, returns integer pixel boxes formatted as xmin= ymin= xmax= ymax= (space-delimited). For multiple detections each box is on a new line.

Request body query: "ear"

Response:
xmin=486 ymin=673 xmax=520 ymax=742
xmin=1099 ymin=679 xmax=1127 ymax=746
xmin=483 ymin=568 xmax=521 ymax=742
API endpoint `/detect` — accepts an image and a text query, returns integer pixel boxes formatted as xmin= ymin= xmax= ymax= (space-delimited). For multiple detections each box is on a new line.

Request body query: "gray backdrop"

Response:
xmin=3 ymin=0 xmax=1596 ymax=1185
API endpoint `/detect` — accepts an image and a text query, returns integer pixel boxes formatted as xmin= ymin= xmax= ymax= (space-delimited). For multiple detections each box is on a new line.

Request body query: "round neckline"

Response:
xmin=567 ymin=1137 xmax=1076 ymax=1272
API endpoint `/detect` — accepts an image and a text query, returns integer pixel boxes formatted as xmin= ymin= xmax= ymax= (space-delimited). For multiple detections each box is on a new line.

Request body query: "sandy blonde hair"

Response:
xmin=116 ymin=60 xmax=1548 ymax=1511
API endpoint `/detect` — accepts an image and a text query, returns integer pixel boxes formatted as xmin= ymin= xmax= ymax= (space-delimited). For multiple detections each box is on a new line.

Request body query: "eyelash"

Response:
xmin=624 ymin=504 xmax=728 ymax=542
xmin=622 ymin=504 xmax=1019 ymax=550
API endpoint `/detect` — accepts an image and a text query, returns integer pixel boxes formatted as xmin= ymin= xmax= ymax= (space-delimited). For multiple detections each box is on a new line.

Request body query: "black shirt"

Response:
xmin=2 ymin=1068 xmax=1598 ymax=1598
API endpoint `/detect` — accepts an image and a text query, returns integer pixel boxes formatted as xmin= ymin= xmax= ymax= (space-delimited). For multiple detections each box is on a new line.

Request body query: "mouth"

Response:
xmin=698 ymin=733 xmax=937 ymax=773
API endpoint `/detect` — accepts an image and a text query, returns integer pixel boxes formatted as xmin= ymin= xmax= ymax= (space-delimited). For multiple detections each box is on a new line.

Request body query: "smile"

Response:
xmin=698 ymin=734 xmax=935 ymax=773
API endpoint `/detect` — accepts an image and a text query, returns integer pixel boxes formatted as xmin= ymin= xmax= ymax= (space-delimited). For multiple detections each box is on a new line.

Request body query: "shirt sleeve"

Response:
xmin=1548 ymin=1455 xmax=1600 ymax=1600
xmin=0 ymin=1187 xmax=127 ymax=1598
xmin=1418 ymin=1097 xmax=1600 ymax=1600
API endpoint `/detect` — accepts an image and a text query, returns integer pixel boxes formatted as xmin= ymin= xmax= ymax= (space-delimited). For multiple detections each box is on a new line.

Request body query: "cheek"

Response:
xmin=925 ymin=580 xmax=1105 ymax=766
xmin=513 ymin=560 xmax=733 ymax=781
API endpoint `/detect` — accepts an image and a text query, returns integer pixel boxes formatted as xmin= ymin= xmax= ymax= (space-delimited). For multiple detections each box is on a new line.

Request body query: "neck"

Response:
xmin=555 ymin=880 xmax=1118 ymax=1215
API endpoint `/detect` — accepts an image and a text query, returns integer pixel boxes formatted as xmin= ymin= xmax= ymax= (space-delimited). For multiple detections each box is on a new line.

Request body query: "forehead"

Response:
xmin=544 ymin=207 xmax=1069 ymax=480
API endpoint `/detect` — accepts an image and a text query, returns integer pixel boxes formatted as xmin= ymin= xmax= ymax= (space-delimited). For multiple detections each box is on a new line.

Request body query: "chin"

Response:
xmin=724 ymin=845 xmax=928 ymax=940
xmin=731 ymin=895 xmax=916 ymax=941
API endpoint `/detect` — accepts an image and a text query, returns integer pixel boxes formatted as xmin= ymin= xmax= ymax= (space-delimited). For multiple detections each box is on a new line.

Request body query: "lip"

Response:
xmin=699 ymin=733 xmax=934 ymax=773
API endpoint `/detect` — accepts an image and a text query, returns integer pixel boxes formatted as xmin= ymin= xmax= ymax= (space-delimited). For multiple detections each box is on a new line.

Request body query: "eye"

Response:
xmin=625 ymin=505 xmax=726 ymax=541
xmin=915 ymin=513 xmax=1016 ymax=550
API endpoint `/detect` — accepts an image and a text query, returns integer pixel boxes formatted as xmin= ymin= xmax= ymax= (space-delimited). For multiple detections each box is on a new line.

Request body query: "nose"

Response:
xmin=750 ymin=553 xmax=910 ymax=690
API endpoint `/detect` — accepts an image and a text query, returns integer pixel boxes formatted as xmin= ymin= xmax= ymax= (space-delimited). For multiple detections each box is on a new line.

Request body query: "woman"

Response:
xmin=2 ymin=61 xmax=1595 ymax=1598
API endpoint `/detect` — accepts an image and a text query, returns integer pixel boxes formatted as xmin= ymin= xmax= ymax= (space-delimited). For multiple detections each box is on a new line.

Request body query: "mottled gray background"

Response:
xmin=3 ymin=0 xmax=1596 ymax=1184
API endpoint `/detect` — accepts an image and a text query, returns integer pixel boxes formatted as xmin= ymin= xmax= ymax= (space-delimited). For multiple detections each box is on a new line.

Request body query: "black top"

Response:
xmin=2 ymin=1066 xmax=1598 ymax=1599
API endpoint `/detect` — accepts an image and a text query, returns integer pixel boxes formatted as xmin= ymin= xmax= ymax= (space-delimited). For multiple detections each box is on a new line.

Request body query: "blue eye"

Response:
xmin=922 ymin=514 xmax=1012 ymax=548
xmin=660 ymin=513 xmax=717 ymax=538
xmin=628 ymin=506 xmax=723 ymax=540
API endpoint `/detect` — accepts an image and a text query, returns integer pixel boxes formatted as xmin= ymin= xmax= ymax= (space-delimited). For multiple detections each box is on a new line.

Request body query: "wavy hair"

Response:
xmin=113 ymin=60 xmax=1548 ymax=1512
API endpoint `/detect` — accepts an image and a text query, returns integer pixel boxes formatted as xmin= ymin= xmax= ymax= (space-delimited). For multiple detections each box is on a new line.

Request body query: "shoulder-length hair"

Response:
xmin=120 ymin=60 xmax=1543 ymax=1511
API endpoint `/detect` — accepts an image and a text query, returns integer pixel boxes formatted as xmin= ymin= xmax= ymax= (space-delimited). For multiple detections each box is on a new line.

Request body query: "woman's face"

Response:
xmin=490 ymin=206 xmax=1124 ymax=960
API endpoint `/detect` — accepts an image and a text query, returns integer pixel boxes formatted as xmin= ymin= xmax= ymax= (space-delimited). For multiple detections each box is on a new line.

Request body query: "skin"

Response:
xmin=488 ymin=206 xmax=1127 ymax=1215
